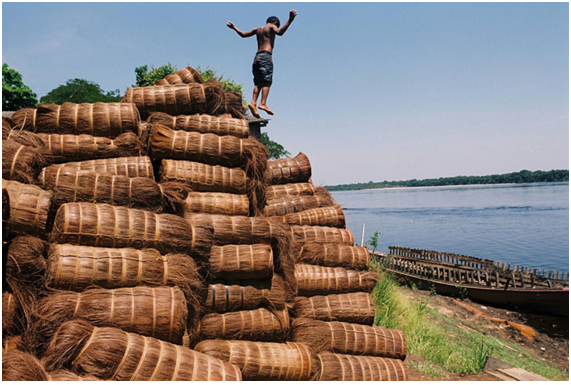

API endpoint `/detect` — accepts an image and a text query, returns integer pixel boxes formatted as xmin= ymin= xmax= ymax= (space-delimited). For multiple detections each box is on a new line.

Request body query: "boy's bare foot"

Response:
xmin=258 ymin=104 xmax=274 ymax=115
xmin=248 ymin=102 xmax=261 ymax=118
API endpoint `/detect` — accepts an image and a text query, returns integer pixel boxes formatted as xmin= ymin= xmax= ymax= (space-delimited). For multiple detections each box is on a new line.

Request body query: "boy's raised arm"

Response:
xmin=227 ymin=21 xmax=257 ymax=38
xmin=275 ymin=10 xmax=297 ymax=36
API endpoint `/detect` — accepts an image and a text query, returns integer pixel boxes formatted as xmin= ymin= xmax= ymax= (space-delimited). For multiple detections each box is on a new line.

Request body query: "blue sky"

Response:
xmin=2 ymin=2 xmax=569 ymax=185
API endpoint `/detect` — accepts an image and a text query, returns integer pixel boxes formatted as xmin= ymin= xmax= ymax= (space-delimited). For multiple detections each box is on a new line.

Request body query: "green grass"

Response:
xmin=371 ymin=268 xmax=568 ymax=380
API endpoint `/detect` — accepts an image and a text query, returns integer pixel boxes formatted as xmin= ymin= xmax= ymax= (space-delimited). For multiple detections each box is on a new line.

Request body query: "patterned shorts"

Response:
xmin=252 ymin=50 xmax=273 ymax=86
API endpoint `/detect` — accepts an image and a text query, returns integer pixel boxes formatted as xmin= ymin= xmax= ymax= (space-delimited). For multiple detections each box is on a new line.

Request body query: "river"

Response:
xmin=331 ymin=182 xmax=569 ymax=273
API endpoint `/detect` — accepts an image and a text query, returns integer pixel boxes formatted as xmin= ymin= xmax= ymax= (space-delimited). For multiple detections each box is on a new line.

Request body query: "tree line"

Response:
xmin=2 ymin=63 xmax=289 ymax=159
xmin=324 ymin=169 xmax=569 ymax=191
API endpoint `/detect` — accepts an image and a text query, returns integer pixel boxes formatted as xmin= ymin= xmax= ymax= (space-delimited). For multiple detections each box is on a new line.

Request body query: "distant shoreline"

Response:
xmin=357 ymin=181 xmax=568 ymax=192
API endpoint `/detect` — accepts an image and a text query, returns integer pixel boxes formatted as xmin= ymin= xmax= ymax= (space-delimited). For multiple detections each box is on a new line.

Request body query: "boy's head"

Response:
xmin=266 ymin=16 xmax=281 ymax=28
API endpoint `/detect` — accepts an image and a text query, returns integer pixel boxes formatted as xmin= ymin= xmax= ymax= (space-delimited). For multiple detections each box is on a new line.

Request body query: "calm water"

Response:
xmin=332 ymin=182 xmax=569 ymax=273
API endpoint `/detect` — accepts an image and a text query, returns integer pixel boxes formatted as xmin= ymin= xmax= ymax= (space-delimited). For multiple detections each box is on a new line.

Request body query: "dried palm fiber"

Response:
xmin=42 ymin=320 xmax=242 ymax=381
xmin=155 ymin=66 xmax=204 ymax=86
xmin=2 ymin=349 xmax=50 ymax=381
xmin=47 ymin=370 xmax=101 ymax=381
xmin=41 ymin=168 xmax=189 ymax=214
xmin=50 ymin=202 xmax=214 ymax=262
xmin=2 ymin=335 xmax=23 ymax=351
xmin=291 ymin=318 xmax=407 ymax=359
xmin=3 ymin=188 xmax=9 ymax=241
xmin=5 ymin=236 xmax=48 ymax=324
xmin=2 ymin=179 xmax=53 ymax=238
xmin=183 ymin=191 xmax=249 ymax=216
xmin=45 ymin=244 xmax=202 ymax=296
xmin=223 ymin=91 xmax=246 ymax=119
xmin=186 ymin=213 xmax=296 ymax=299
xmin=273 ymin=205 xmax=346 ymax=228
xmin=264 ymin=191 xmax=334 ymax=217
xmin=317 ymin=351 xmax=408 ymax=381
xmin=291 ymin=225 xmax=355 ymax=247
xmin=2 ymin=139 xmax=48 ymax=183
xmin=198 ymin=307 xmax=290 ymax=342
xmin=293 ymin=292 xmax=375 ymax=325
xmin=298 ymin=243 xmax=370 ymax=270
xmin=194 ymin=340 xmax=317 ymax=381
xmin=159 ymin=158 xmax=247 ymax=193
xmin=33 ymin=286 xmax=189 ymax=354
xmin=148 ymin=111 xmax=249 ymax=138
xmin=149 ymin=124 xmax=268 ymax=180
xmin=203 ymin=275 xmax=286 ymax=313
xmin=36 ymin=131 xmax=144 ymax=163
xmin=11 ymin=107 xmax=37 ymax=131
xmin=38 ymin=156 xmax=154 ymax=185
xmin=209 ymin=244 xmax=274 ymax=280
xmin=34 ymin=102 xmax=140 ymax=137
xmin=3 ymin=292 xmax=22 ymax=336
xmin=266 ymin=182 xmax=317 ymax=201
xmin=268 ymin=152 xmax=312 ymax=185
xmin=3 ymin=116 xmax=14 ymax=129
xmin=122 ymin=82 xmax=225 ymax=119
xmin=2 ymin=125 xmax=45 ymax=147
xmin=295 ymin=264 xmax=378 ymax=296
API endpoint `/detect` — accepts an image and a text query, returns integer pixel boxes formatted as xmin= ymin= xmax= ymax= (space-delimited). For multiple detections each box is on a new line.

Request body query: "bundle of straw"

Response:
xmin=2 ymin=139 xmax=48 ymax=183
xmin=37 ymin=132 xmax=144 ymax=163
xmin=198 ymin=308 xmax=290 ymax=342
xmin=266 ymin=182 xmax=317 ymax=201
xmin=147 ymin=111 xmax=249 ymax=138
xmin=272 ymin=205 xmax=346 ymax=228
xmin=159 ymin=159 xmax=247 ymax=193
xmin=263 ymin=192 xmax=334 ymax=217
xmin=291 ymin=318 xmax=407 ymax=359
xmin=2 ymin=349 xmax=50 ymax=381
xmin=293 ymin=292 xmax=375 ymax=324
xmin=50 ymin=202 xmax=213 ymax=261
xmin=3 ymin=116 xmax=14 ymax=129
xmin=209 ymin=244 xmax=274 ymax=280
xmin=42 ymin=320 xmax=242 ymax=380
xmin=290 ymin=225 xmax=355 ymax=247
xmin=194 ymin=340 xmax=317 ymax=381
xmin=2 ymin=335 xmax=23 ymax=351
xmin=2 ymin=125 xmax=45 ymax=147
xmin=295 ymin=264 xmax=378 ymax=295
xmin=45 ymin=244 xmax=203 ymax=299
xmin=41 ymin=168 xmax=188 ymax=213
xmin=47 ymin=370 xmax=101 ymax=381
xmin=33 ymin=286 xmax=189 ymax=350
xmin=183 ymin=191 xmax=249 ymax=216
xmin=223 ymin=91 xmax=246 ymax=119
xmin=2 ymin=188 xmax=9 ymax=240
xmin=298 ymin=243 xmax=370 ymax=270
xmin=38 ymin=156 xmax=155 ymax=185
xmin=203 ymin=275 xmax=286 ymax=313
xmin=2 ymin=179 xmax=53 ymax=238
xmin=317 ymin=352 xmax=408 ymax=381
xmin=34 ymin=102 xmax=140 ymax=137
xmin=268 ymin=152 xmax=312 ymax=185
xmin=3 ymin=292 xmax=22 ymax=336
xmin=10 ymin=108 xmax=37 ymax=131
xmin=122 ymin=83 xmax=225 ymax=119
xmin=155 ymin=66 xmax=204 ymax=85
xmin=149 ymin=124 xmax=268 ymax=178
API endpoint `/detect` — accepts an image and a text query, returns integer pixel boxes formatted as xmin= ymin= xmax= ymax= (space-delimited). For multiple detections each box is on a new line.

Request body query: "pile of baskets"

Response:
xmin=2 ymin=66 xmax=407 ymax=381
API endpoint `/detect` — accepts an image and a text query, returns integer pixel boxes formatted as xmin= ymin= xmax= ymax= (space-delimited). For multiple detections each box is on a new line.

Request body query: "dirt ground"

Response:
xmin=399 ymin=289 xmax=569 ymax=381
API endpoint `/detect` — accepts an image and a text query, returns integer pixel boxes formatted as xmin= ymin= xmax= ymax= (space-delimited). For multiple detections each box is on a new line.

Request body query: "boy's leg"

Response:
xmin=258 ymin=83 xmax=274 ymax=116
xmin=248 ymin=85 xmax=261 ymax=118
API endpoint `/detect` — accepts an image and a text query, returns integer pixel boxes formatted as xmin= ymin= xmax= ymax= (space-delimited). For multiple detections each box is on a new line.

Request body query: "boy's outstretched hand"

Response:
xmin=227 ymin=21 xmax=235 ymax=29
xmin=289 ymin=10 xmax=298 ymax=20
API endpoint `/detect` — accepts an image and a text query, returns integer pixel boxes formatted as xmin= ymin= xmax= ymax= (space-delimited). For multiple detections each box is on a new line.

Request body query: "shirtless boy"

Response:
xmin=227 ymin=10 xmax=297 ymax=118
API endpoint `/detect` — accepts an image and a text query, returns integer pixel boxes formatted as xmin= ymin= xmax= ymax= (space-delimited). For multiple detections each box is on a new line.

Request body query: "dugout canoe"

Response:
xmin=372 ymin=246 xmax=569 ymax=317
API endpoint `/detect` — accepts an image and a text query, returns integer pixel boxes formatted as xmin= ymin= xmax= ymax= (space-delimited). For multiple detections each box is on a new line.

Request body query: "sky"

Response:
xmin=2 ymin=2 xmax=569 ymax=185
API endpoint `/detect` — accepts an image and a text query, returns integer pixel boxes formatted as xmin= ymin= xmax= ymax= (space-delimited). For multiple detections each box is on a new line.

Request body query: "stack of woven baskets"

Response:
xmin=2 ymin=65 xmax=408 ymax=381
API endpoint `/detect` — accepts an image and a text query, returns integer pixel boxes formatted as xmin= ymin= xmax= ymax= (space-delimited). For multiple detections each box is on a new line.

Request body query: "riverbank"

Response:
xmin=373 ymin=269 xmax=569 ymax=380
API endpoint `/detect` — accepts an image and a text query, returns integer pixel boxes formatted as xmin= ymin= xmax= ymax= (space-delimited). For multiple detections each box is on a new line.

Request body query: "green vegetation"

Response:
xmin=2 ymin=63 xmax=38 ymax=110
xmin=371 ymin=267 xmax=568 ymax=380
xmin=40 ymin=78 xmax=122 ymax=104
xmin=326 ymin=169 xmax=569 ymax=191
xmin=261 ymin=132 xmax=290 ymax=160
xmin=367 ymin=230 xmax=381 ymax=252
xmin=134 ymin=63 xmax=177 ymax=87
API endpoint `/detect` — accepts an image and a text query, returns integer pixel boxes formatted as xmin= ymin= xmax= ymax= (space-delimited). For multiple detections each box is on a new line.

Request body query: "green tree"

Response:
xmin=197 ymin=67 xmax=244 ymax=95
xmin=261 ymin=132 xmax=291 ymax=160
xmin=2 ymin=63 xmax=38 ymax=110
xmin=134 ymin=63 xmax=177 ymax=87
xmin=40 ymin=78 xmax=121 ymax=104
xmin=367 ymin=230 xmax=381 ymax=252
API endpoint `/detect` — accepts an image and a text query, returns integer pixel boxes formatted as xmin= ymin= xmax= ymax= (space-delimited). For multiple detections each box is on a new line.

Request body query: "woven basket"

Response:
xmin=159 ymin=159 xmax=247 ymax=193
xmin=293 ymin=292 xmax=375 ymax=324
xmin=272 ymin=205 xmax=346 ymax=228
xmin=266 ymin=182 xmax=317 ymax=201
xmin=290 ymin=225 xmax=355 ymax=247
xmin=155 ymin=66 xmax=204 ymax=85
xmin=147 ymin=112 xmax=249 ymax=138
xmin=209 ymin=244 xmax=274 ymax=280
xmin=183 ymin=191 xmax=249 ymax=216
xmin=298 ymin=243 xmax=370 ymax=270
xmin=295 ymin=264 xmax=378 ymax=295
xmin=268 ymin=152 xmax=311 ymax=185
xmin=317 ymin=352 xmax=408 ymax=381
